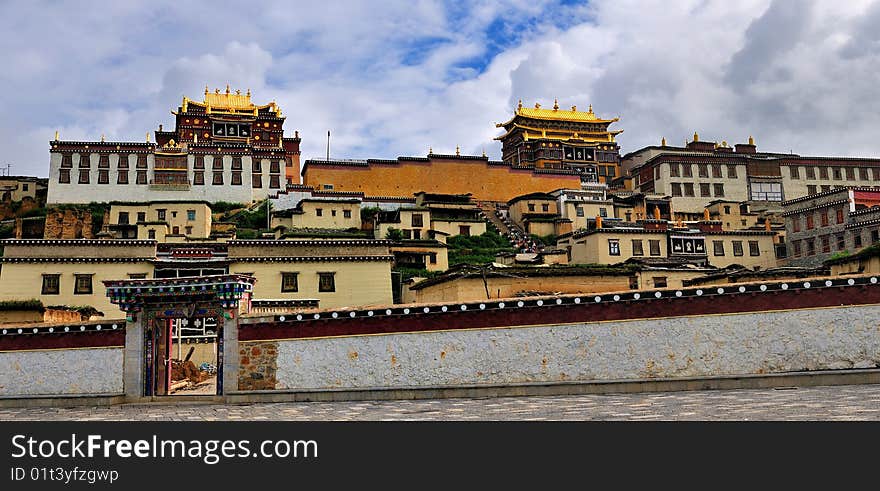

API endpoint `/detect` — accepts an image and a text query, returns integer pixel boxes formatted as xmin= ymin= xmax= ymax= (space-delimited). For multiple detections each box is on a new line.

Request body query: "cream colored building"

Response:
xmin=271 ymin=199 xmax=361 ymax=231
xmin=703 ymin=231 xmax=778 ymax=269
xmin=0 ymin=239 xmax=155 ymax=317
xmin=558 ymin=229 xmax=669 ymax=265
xmin=108 ymin=201 xmax=212 ymax=240
xmin=389 ymin=241 xmax=449 ymax=272
xmin=0 ymin=176 xmax=46 ymax=202
xmin=374 ymin=207 xmax=432 ymax=240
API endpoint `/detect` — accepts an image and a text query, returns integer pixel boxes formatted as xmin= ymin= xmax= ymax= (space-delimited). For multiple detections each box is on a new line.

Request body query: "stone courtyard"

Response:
xmin=2 ymin=384 xmax=880 ymax=421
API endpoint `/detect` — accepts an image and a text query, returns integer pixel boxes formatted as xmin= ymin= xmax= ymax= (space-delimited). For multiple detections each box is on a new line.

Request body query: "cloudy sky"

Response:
xmin=3 ymin=0 xmax=880 ymax=177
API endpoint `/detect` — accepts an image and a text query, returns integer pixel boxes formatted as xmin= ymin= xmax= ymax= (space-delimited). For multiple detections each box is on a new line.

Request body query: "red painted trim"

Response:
xmin=0 ymin=331 xmax=124 ymax=351
xmin=239 ymin=285 xmax=880 ymax=341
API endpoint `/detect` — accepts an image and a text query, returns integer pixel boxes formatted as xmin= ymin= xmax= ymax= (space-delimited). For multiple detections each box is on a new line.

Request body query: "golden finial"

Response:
xmin=100 ymin=133 xmax=105 ymax=142
xmin=748 ymin=135 xmax=755 ymax=146
xmin=714 ymin=142 xmax=719 ymax=149
xmin=535 ymin=102 xmax=541 ymax=109
xmin=573 ymin=132 xmax=579 ymax=138
xmin=693 ymin=131 xmax=699 ymax=142
xmin=146 ymin=132 xmax=151 ymax=143
xmin=455 ymin=145 xmax=460 ymax=156
xmin=588 ymin=104 xmax=593 ymax=114
xmin=482 ymin=147 xmax=486 ymax=157
xmin=661 ymin=136 xmax=666 ymax=146
xmin=54 ymin=130 xmax=59 ymax=141
xmin=215 ymin=88 xmax=220 ymax=95
xmin=429 ymin=146 xmax=433 ymax=155
xmin=225 ymin=84 xmax=230 ymax=95
xmin=553 ymin=99 xmax=559 ymax=110
xmin=204 ymin=85 xmax=209 ymax=97
xmin=236 ymin=89 xmax=241 ymax=95
xmin=722 ymin=140 xmax=728 ymax=147
xmin=704 ymin=208 xmax=710 ymax=221
xmin=517 ymin=99 xmax=523 ymax=110
xmin=247 ymin=88 xmax=251 ymax=97
xmin=571 ymin=105 xmax=577 ymax=111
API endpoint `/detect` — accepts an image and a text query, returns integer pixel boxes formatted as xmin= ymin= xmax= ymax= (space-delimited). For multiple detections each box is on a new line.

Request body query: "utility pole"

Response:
xmin=327 ymin=130 xmax=331 ymax=161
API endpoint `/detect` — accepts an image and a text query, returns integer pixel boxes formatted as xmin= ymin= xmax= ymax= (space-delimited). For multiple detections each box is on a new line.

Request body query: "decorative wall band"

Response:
xmin=231 ymin=255 xmax=394 ymax=262
xmin=0 ymin=257 xmax=155 ymax=263
xmin=239 ymin=276 xmax=880 ymax=341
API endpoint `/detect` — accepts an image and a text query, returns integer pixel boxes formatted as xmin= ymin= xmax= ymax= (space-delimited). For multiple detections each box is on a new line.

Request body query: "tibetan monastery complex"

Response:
xmin=2 ymin=89 xmax=880 ymax=320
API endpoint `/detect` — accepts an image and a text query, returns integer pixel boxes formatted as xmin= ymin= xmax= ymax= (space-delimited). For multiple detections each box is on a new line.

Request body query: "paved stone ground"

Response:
xmin=2 ymin=384 xmax=880 ymax=420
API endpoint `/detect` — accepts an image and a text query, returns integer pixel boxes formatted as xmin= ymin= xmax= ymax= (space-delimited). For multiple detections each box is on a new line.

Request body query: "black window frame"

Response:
xmin=281 ymin=272 xmax=299 ymax=293
xmin=41 ymin=274 xmax=60 ymax=295
xmin=318 ymin=272 xmax=336 ymax=293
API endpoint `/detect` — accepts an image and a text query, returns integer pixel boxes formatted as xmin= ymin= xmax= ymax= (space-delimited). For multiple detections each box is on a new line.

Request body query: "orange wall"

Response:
xmin=303 ymin=158 xmax=581 ymax=202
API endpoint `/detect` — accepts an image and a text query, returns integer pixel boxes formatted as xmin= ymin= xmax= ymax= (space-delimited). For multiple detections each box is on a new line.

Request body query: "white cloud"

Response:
xmin=5 ymin=0 xmax=880 ymax=178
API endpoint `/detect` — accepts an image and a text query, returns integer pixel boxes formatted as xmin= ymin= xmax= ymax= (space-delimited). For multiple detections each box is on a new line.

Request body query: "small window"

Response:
xmin=599 ymin=208 xmax=608 ymax=218
xmin=713 ymin=240 xmax=725 ymax=256
xmin=682 ymin=164 xmax=692 ymax=178
xmin=252 ymin=174 xmax=262 ymax=188
xmin=117 ymin=170 xmax=128 ymax=184
xmin=61 ymin=154 xmax=73 ymax=168
xmin=187 ymin=210 xmax=196 ymax=221
xmin=318 ymin=272 xmax=336 ymax=292
xmin=806 ymin=214 xmax=814 ymax=230
xmin=148 ymin=229 xmax=156 ymax=240
xmin=836 ymin=208 xmax=844 ymax=224
xmin=22 ymin=183 xmax=29 ymax=191
xmin=836 ymin=234 xmax=845 ymax=251
xmin=846 ymin=167 xmax=855 ymax=181
xmin=820 ymin=211 xmax=829 ymax=227
xmin=429 ymin=252 xmax=437 ymax=264
xmin=118 ymin=212 xmax=130 ymax=225
xmin=41 ymin=274 xmax=60 ymax=295
xmin=872 ymin=229 xmax=880 ymax=243
xmin=252 ymin=160 xmax=262 ymax=173
xmin=649 ymin=240 xmax=661 ymax=256
xmin=576 ymin=207 xmax=584 ymax=217
xmin=727 ymin=165 xmax=737 ymax=178
xmin=684 ymin=183 xmax=695 ymax=197
xmin=331 ymin=210 xmax=337 ymax=217
xmin=185 ymin=226 xmax=192 ymax=235
xmin=97 ymin=169 xmax=109 ymax=184
xmin=669 ymin=163 xmax=680 ymax=177
xmin=79 ymin=153 xmax=90 ymax=167
xmin=136 ymin=170 xmax=147 ymax=184
xmin=528 ymin=204 xmax=535 ymax=212
xmin=59 ymin=169 xmax=71 ymax=183
xmin=213 ymin=158 xmax=223 ymax=170
xmin=819 ymin=167 xmax=829 ymax=179
xmin=231 ymin=157 xmax=242 ymax=170
xmin=860 ymin=167 xmax=869 ymax=180
xmin=269 ymin=175 xmax=281 ymax=189
xmin=193 ymin=156 xmax=204 ymax=170
xmin=671 ymin=183 xmax=682 ymax=197
xmin=541 ymin=203 xmax=549 ymax=212
xmin=344 ymin=210 xmax=352 ymax=219
xmin=793 ymin=216 xmax=801 ymax=233
xmin=608 ymin=239 xmax=620 ymax=256
xmin=821 ymin=235 xmax=831 ymax=253
xmin=136 ymin=155 xmax=147 ymax=169
xmin=732 ymin=241 xmax=744 ymax=256
xmin=157 ymin=209 xmax=166 ymax=221
xmin=402 ymin=229 xmax=412 ymax=239
xmin=749 ymin=240 xmax=760 ymax=256
xmin=854 ymin=232 xmax=863 ymax=248
xmin=316 ymin=208 xmax=323 ymax=217
xmin=807 ymin=185 xmax=817 ymax=195
xmin=231 ymin=172 xmax=242 ymax=185
xmin=698 ymin=164 xmax=708 ymax=178
xmin=632 ymin=239 xmax=644 ymax=256
xmin=700 ymin=183 xmax=711 ymax=197
xmin=281 ymin=272 xmax=299 ymax=293
xmin=789 ymin=166 xmax=799 ymax=179
xmin=270 ymin=160 xmax=281 ymax=174
xmin=459 ymin=225 xmax=471 ymax=236
xmin=652 ymin=277 xmax=667 ymax=288
xmin=724 ymin=206 xmax=731 ymax=214
xmin=713 ymin=183 xmax=725 ymax=197
xmin=128 ymin=273 xmax=148 ymax=279
xmin=74 ymin=274 xmax=93 ymax=295
xmin=172 ymin=226 xmax=179 ymax=235
xmin=412 ymin=229 xmax=421 ymax=240
xmin=137 ymin=212 xmax=146 ymax=223
xmin=78 ymin=169 xmax=90 ymax=184
xmin=212 ymin=172 xmax=223 ymax=185
xmin=793 ymin=240 xmax=802 ymax=257
xmin=712 ymin=164 xmax=722 ymax=178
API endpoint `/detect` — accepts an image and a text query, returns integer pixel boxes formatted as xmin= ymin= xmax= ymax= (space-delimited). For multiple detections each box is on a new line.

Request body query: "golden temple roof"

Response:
xmin=498 ymin=100 xmax=619 ymax=127
xmin=179 ymin=85 xmax=282 ymax=117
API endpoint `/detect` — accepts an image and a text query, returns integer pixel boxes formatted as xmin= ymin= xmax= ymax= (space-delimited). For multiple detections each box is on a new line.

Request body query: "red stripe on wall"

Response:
xmin=0 ymin=331 xmax=125 ymax=351
xmin=239 ymin=285 xmax=880 ymax=341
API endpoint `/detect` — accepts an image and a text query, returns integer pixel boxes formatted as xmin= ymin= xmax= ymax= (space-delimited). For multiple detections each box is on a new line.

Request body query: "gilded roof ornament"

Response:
xmin=146 ymin=132 xmax=151 ymax=143
xmin=749 ymin=135 xmax=755 ymax=145
xmin=517 ymin=99 xmax=523 ymax=110
xmin=661 ymin=136 xmax=666 ymax=146
xmin=535 ymin=102 xmax=541 ymax=109
xmin=100 ymin=133 xmax=105 ymax=142
xmin=553 ymin=99 xmax=559 ymax=110
xmin=205 ymin=85 xmax=209 ymax=97
xmin=455 ymin=145 xmax=460 ymax=156
xmin=429 ymin=146 xmax=433 ymax=155
xmin=588 ymin=104 xmax=593 ymax=114
xmin=571 ymin=105 xmax=577 ymax=111
xmin=54 ymin=130 xmax=59 ymax=141
xmin=226 ymin=84 xmax=231 ymax=95
xmin=693 ymin=131 xmax=699 ymax=142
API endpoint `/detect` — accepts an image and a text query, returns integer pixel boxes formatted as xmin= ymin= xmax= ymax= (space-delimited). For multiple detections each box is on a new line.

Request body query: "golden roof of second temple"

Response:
xmin=498 ymin=99 xmax=619 ymax=127
xmin=179 ymin=85 xmax=282 ymax=116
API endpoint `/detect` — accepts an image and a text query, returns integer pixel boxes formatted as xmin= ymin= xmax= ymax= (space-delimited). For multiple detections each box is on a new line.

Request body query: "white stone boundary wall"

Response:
xmin=0 ymin=348 xmax=123 ymax=396
xmin=274 ymin=305 xmax=880 ymax=390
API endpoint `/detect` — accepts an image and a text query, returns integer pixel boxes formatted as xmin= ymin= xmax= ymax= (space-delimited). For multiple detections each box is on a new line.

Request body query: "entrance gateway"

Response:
xmin=103 ymin=274 xmax=254 ymax=399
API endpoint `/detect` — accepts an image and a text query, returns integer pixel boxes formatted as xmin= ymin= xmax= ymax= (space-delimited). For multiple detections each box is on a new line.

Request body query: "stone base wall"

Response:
xmin=43 ymin=209 xmax=95 ymax=239
xmin=238 ymin=341 xmax=278 ymax=390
